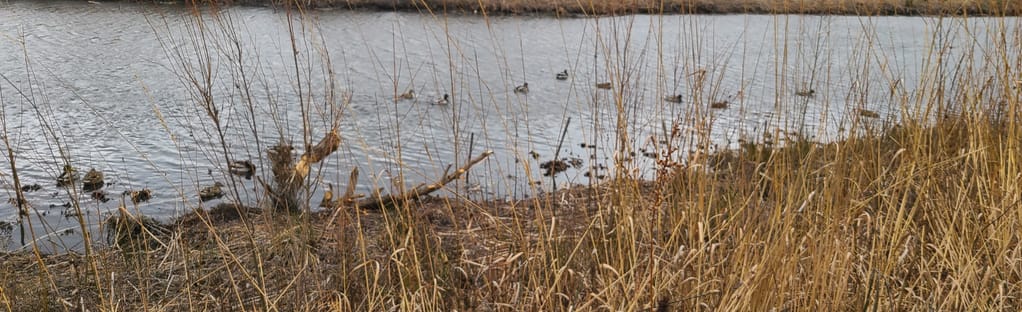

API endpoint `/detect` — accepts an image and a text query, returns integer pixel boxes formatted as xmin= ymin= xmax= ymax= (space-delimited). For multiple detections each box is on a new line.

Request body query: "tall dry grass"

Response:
xmin=1 ymin=1 xmax=1021 ymax=311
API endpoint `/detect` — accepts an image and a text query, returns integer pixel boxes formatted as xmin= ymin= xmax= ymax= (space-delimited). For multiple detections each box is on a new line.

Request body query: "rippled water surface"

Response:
xmin=0 ymin=1 xmax=1017 ymax=251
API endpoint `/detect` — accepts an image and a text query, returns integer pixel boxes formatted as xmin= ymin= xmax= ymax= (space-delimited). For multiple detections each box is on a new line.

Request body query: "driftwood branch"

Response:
xmin=349 ymin=150 xmax=494 ymax=211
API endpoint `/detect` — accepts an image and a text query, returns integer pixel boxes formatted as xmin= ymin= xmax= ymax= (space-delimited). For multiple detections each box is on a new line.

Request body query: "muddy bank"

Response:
xmin=225 ymin=0 xmax=1021 ymax=16
xmin=0 ymin=182 xmax=620 ymax=310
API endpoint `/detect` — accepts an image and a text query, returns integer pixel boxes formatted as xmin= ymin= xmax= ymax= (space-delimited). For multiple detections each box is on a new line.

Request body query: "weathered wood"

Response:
xmin=349 ymin=150 xmax=493 ymax=210
xmin=296 ymin=129 xmax=341 ymax=179
xmin=267 ymin=129 xmax=342 ymax=212
xmin=340 ymin=167 xmax=361 ymax=204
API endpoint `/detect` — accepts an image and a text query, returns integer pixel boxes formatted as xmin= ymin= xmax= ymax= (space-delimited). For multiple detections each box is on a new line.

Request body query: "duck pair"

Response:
xmin=398 ymin=89 xmax=450 ymax=105
xmin=57 ymin=165 xmax=105 ymax=191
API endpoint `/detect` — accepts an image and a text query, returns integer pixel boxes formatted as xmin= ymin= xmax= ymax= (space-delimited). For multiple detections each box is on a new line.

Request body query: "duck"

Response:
xmin=397 ymin=89 xmax=415 ymax=100
xmin=514 ymin=82 xmax=529 ymax=94
xmin=710 ymin=100 xmax=729 ymax=109
xmin=56 ymin=164 xmax=78 ymax=187
xmin=318 ymin=183 xmax=334 ymax=208
xmin=664 ymin=95 xmax=683 ymax=103
xmin=434 ymin=94 xmax=450 ymax=105
xmin=596 ymin=82 xmax=612 ymax=89
xmin=795 ymin=89 xmax=816 ymax=97
xmin=199 ymin=182 xmax=225 ymax=202
xmin=229 ymin=160 xmax=256 ymax=180
xmin=555 ymin=70 xmax=569 ymax=80
xmin=124 ymin=188 xmax=152 ymax=204
xmin=82 ymin=168 xmax=104 ymax=192
xmin=857 ymin=108 xmax=880 ymax=118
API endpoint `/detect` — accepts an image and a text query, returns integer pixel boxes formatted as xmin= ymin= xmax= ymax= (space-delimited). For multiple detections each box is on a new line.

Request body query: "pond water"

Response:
xmin=0 ymin=1 xmax=1017 ymax=251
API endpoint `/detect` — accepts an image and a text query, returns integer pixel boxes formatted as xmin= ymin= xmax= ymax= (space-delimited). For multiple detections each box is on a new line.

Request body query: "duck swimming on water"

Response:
xmin=57 ymin=165 xmax=78 ymax=187
xmin=795 ymin=89 xmax=816 ymax=97
xmin=555 ymin=70 xmax=569 ymax=80
xmin=397 ymin=89 xmax=415 ymax=100
xmin=514 ymin=82 xmax=529 ymax=94
xmin=663 ymin=95 xmax=683 ymax=103
xmin=83 ymin=168 xmax=104 ymax=192
xmin=199 ymin=182 xmax=225 ymax=202
xmin=229 ymin=160 xmax=256 ymax=180
xmin=434 ymin=94 xmax=450 ymax=105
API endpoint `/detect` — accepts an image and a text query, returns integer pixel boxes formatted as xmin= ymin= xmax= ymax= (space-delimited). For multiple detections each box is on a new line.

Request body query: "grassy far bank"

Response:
xmin=225 ymin=0 xmax=1022 ymax=16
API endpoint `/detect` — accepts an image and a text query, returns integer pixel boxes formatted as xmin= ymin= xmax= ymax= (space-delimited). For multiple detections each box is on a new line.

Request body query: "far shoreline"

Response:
xmin=220 ymin=0 xmax=1020 ymax=17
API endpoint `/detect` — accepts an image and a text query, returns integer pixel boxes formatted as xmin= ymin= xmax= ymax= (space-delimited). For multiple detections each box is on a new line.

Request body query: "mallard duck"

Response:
xmin=596 ymin=82 xmax=612 ymax=89
xmin=397 ymin=89 xmax=415 ymax=100
xmin=83 ymin=168 xmax=104 ymax=192
xmin=229 ymin=160 xmax=256 ymax=180
xmin=514 ymin=82 xmax=529 ymax=94
xmin=124 ymin=189 xmax=152 ymax=204
xmin=664 ymin=95 xmax=683 ymax=103
xmin=857 ymin=108 xmax=880 ymax=118
xmin=555 ymin=70 xmax=569 ymax=80
xmin=795 ymin=89 xmax=815 ymax=97
xmin=434 ymin=94 xmax=449 ymax=105
xmin=318 ymin=183 xmax=334 ymax=208
xmin=710 ymin=100 xmax=729 ymax=109
xmin=199 ymin=182 xmax=225 ymax=202
xmin=56 ymin=164 xmax=78 ymax=187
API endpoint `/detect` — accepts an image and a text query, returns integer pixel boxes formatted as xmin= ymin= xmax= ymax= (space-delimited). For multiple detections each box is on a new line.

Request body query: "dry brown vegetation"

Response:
xmin=2 ymin=1 xmax=1022 ymax=311
xmin=3 ymin=116 xmax=1022 ymax=310
xmin=228 ymin=0 xmax=1022 ymax=16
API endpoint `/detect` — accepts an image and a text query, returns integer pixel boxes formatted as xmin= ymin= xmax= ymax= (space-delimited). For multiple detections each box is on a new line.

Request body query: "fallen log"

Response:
xmin=346 ymin=150 xmax=494 ymax=211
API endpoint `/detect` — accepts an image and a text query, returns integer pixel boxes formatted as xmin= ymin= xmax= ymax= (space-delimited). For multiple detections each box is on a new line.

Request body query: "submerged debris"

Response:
xmin=567 ymin=157 xmax=584 ymax=168
xmin=540 ymin=159 xmax=570 ymax=176
xmin=20 ymin=183 xmax=42 ymax=192
xmin=124 ymin=189 xmax=153 ymax=204
xmin=91 ymin=191 xmax=110 ymax=203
